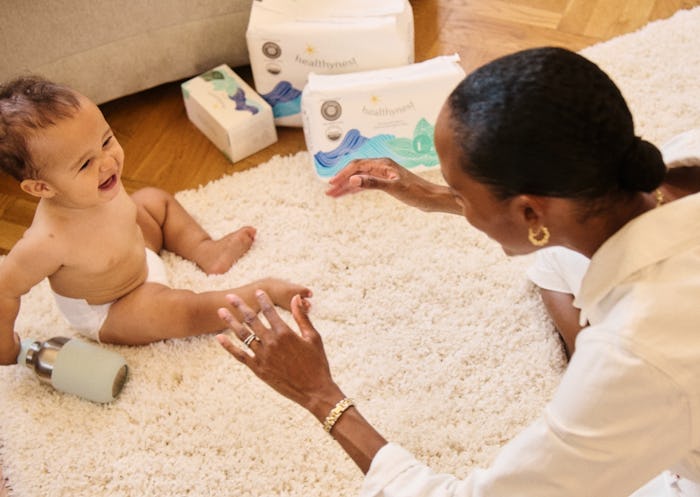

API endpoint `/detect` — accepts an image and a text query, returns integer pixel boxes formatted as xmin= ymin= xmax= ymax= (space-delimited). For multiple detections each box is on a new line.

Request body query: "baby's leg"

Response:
xmin=131 ymin=187 xmax=256 ymax=275
xmin=99 ymin=278 xmax=312 ymax=345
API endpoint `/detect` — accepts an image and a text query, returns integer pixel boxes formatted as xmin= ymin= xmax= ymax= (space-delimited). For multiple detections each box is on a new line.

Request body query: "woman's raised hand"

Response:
xmin=325 ymin=158 xmax=415 ymax=198
xmin=325 ymin=157 xmax=460 ymax=214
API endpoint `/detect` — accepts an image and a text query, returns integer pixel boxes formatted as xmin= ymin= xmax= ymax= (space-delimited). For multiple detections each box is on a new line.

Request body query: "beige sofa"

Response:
xmin=1 ymin=0 xmax=253 ymax=104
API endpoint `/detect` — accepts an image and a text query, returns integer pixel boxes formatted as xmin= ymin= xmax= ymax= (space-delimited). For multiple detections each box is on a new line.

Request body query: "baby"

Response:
xmin=0 ymin=76 xmax=311 ymax=365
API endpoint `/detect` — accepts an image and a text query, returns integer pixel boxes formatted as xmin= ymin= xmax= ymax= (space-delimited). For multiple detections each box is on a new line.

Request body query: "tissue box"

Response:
xmin=246 ymin=0 xmax=414 ymax=127
xmin=301 ymin=54 xmax=466 ymax=180
xmin=181 ymin=64 xmax=277 ymax=163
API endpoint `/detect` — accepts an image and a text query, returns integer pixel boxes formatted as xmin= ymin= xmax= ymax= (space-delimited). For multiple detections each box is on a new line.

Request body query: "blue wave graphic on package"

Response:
xmin=314 ymin=119 xmax=440 ymax=178
xmin=201 ymin=70 xmax=260 ymax=115
xmin=229 ymin=88 xmax=259 ymax=115
xmin=261 ymin=81 xmax=302 ymax=118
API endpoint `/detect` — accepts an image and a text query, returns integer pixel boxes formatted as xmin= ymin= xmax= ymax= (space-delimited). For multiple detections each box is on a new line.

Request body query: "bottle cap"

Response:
xmin=16 ymin=338 xmax=36 ymax=366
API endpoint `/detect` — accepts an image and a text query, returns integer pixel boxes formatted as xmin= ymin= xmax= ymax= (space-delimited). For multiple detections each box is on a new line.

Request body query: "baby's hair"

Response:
xmin=447 ymin=47 xmax=666 ymax=206
xmin=0 ymin=76 xmax=81 ymax=181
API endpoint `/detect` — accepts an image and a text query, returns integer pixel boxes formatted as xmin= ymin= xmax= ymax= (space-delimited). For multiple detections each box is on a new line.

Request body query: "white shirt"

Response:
xmin=526 ymin=246 xmax=589 ymax=298
xmin=360 ymin=192 xmax=700 ymax=497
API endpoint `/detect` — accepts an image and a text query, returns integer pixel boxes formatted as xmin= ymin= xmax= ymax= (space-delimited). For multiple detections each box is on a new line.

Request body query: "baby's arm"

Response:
xmin=0 ymin=235 xmax=62 ymax=365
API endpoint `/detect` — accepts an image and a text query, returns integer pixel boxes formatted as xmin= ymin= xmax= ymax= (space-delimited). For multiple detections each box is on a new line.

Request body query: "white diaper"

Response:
xmin=52 ymin=248 xmax=169 ymax=342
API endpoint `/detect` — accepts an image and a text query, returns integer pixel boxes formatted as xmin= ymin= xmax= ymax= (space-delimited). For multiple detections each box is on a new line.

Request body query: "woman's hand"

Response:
xmin=325 ymin=157 xmax=462 ymax=214
xmin=217 ymin=290 xmax=344 ymax=419
xmin=325 ymin=158 xmax=408 ymax=197
xmin=217 ymin=290 xmax=389 ymax=473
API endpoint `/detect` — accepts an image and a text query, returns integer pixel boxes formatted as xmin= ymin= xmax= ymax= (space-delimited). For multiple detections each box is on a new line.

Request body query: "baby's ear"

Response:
xmin=20 ymin=178 xmax=55 ymax=198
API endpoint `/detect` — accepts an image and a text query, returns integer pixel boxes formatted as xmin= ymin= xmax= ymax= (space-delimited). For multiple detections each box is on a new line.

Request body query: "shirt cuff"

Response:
xmin=359 ymin=443 xmax=417 ymax=497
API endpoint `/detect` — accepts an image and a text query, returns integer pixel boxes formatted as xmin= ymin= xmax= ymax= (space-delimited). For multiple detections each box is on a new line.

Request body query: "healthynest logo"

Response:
xmin=294 ymin=44 xmax=358 ymax=71
xmin=362 ymin=95 xmax=416 ymax=117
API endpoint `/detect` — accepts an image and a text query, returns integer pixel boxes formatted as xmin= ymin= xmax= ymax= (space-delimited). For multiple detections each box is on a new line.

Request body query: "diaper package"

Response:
xmin=181 ymin=64 xmax=277 ymax=163
xmin=301 ymin=54 xmax=466 ymax=180
xmin=246 ymin=0 xmax=414 ymax=127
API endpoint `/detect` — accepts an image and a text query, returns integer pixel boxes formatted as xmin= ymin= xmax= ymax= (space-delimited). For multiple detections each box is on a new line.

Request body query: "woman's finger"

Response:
xmin=216 ymin=333 xmax=253 ymax=365
xmin=291 ymin=294 xmax=321 ymax=343
xmin=254 ymin=289 xmax=288 ymax=333
xmin=224 ymin=293 xmax=269 ymax=338
xmin=216 ymin=305 xmax=260 ymax=352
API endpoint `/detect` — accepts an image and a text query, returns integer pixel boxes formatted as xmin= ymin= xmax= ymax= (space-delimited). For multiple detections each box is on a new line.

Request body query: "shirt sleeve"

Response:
xmin=526 ymin=247 xmax=590 ymax=298
xmin=360 ymin=333 xmax=691 ymax=497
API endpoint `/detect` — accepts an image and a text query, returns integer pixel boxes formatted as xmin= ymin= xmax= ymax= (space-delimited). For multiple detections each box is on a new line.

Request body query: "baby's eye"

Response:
xmin=79 ymin=159 xmax=90 ymax=171
xmin=103 ymin=136 xmax=112 ymax=147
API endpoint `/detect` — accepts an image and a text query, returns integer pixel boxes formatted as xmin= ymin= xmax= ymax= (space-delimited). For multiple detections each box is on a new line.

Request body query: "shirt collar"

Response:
xmin=574 ymin=192 xmax=700 ymax=323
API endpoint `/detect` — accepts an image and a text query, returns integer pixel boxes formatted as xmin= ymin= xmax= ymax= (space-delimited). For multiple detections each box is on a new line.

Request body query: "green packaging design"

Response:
xmin=301 ymin=54 xmax=466 ymax=179
xmin=181 ymin=64 xmax=277 ymax=163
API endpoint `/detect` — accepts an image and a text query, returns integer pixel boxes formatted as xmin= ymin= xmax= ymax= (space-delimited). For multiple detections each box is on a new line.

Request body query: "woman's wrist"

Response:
xmin=408 ymin=178 xmax=461 ymax=214
xmin=305 ymin=385 xmax=347 ymax=424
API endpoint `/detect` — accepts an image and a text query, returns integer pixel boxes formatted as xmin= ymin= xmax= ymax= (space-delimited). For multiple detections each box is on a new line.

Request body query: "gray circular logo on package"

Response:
xmin=321 ymin=100 xmax=342 ymax=121
xmin=262 ymin=42 xmax=282 ymax=59
xmin=326 ymin=126 xmax=342 ymax=141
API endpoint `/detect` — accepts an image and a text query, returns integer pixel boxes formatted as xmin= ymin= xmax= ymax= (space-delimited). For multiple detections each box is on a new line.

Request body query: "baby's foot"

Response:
xmin=197 ymin=226 xmax=257 ymax=275
xmin=255 ymin=278 xmax=313 ymax=311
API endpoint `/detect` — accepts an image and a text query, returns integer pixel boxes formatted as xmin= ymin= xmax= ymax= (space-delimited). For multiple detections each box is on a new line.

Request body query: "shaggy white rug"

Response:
xmin=1 ymin=7 xmax=699 ymax=496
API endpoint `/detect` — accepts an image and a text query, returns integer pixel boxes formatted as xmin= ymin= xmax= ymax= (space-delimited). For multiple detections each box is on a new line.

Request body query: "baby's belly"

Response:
xmin=49 ymin=250 xmax=149 ymax=304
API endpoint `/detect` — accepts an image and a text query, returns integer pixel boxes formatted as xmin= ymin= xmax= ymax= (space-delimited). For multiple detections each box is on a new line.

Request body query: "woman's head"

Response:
xmin=435 ymin=47 xmax=667 ymax=255
xmin=442 ymin=47 xmax=665 ymax=205
xmin=0 ymin=76 xmax=82 ymax=181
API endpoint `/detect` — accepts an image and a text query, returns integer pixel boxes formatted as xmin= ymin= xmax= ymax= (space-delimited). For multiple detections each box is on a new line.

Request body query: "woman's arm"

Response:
xmin=325 ymin=158 xmax=463 ymax=215
xmin=538 ymin=288 xmax=585 ymax=359
xmin=215 ymin=291 xmax=686 ymax=497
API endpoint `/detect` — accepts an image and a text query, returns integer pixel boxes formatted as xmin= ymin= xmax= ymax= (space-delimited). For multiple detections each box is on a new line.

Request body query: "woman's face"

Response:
xmin=434 ymin=103 xmax=536 ymax=256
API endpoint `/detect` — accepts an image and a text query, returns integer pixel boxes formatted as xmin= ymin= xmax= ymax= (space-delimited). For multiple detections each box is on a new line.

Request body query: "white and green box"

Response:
xmin=181 ymin=64 xmax=277 ymax=163
xmin=301 ymin=54 xmax=466 ymax=180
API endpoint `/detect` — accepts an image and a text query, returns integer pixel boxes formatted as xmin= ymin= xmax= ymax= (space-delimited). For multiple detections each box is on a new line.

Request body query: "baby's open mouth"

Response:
xmin=99 ymin=174 xmax=117 ymax=190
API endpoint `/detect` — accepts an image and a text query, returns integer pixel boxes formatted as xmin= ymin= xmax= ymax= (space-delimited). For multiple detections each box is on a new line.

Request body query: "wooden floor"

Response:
xmin=1 ymin=0 xmax=699 ymax=493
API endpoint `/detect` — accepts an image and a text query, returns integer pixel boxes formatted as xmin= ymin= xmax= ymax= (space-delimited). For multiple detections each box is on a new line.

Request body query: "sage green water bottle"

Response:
xmin=16 ymin=337 xmax=128 ymax=403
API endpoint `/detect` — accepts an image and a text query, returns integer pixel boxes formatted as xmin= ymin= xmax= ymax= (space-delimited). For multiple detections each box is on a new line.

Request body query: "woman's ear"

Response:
xmin=20 ymin=178 xmax=55 ymax=199
xmin=510 ymin=194 xmax=546 ymax=227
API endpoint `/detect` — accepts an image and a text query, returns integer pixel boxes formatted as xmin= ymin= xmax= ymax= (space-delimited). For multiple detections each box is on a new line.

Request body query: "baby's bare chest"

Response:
xmin=44 ymin=198 xmax=148 ymax=301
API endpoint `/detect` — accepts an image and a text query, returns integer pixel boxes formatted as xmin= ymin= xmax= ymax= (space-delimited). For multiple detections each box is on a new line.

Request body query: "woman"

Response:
xmin=528 ymin=128 xmax=700 ymax=358
xmin=216 ymin=47 xmax=700 ymax=496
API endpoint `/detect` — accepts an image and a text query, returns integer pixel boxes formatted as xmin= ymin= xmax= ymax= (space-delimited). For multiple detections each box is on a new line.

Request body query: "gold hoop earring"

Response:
xmin=528 ymin=226 xmax=550 ymax=247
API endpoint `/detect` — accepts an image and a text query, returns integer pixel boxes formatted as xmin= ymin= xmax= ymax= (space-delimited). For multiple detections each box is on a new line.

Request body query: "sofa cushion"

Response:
xmin=1 ymin=0 xmax=253 ymax=103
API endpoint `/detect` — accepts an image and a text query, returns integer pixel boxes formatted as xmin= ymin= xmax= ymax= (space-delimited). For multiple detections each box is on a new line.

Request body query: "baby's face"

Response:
xmin=27 ymin=96 xmax=125 ymax=208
